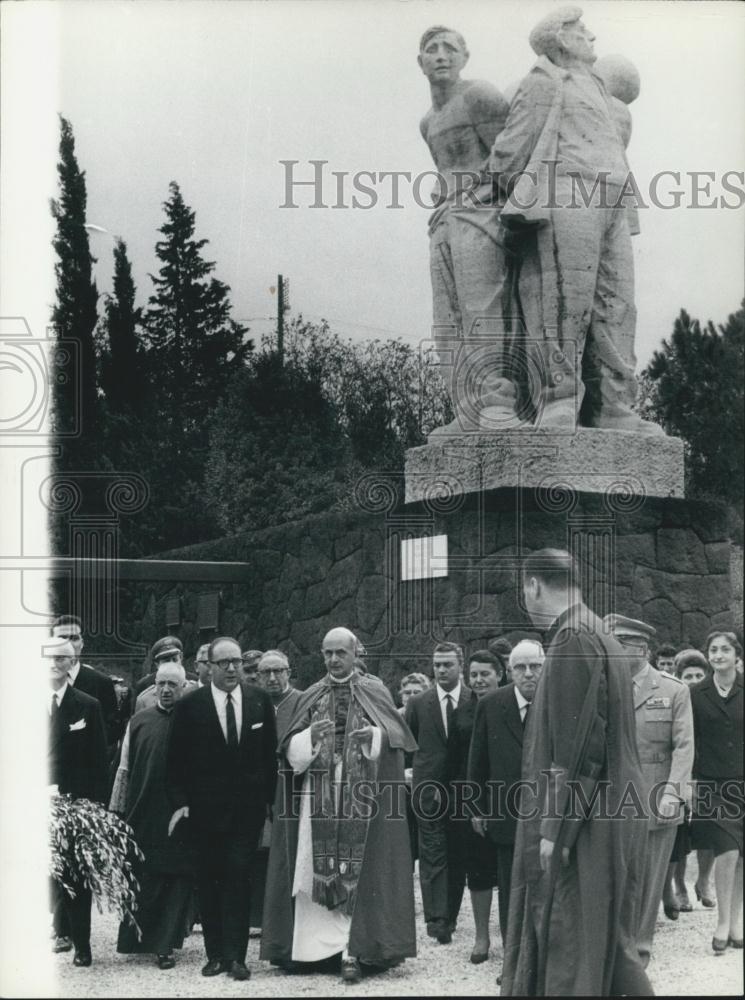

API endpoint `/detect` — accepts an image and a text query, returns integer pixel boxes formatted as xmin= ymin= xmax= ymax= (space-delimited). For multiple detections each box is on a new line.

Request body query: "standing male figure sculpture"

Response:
xmin=487 ymin=7 xmax=663 ymax=434
xmin=418 ymin=26 xmax=521 ymax=434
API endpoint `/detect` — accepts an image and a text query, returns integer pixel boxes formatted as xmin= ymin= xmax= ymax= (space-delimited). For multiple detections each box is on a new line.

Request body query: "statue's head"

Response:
xmin=529 ymin=6 xmax=596 ymax=67
xmin=418 ymin=25 xmax=469 ymax=83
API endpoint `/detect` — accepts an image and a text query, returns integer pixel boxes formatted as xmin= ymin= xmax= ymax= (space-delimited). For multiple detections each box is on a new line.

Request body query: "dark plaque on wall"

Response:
xmin=197 ymin=592 xmax=220 ymax=632
xmin=165 ymin=596 xmax=181 ymax=629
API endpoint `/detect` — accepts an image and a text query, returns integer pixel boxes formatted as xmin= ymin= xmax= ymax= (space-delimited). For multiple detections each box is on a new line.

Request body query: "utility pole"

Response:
xmin=277 ymin=274 xmax=290 ymax=365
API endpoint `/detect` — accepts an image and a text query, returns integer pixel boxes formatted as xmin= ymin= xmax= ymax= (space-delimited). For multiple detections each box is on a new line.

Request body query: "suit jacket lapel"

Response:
xmin=238 ymin=688 xmax=250 ymax=747
xmin=50 ymin=686 xmax=75 ymax=751
xmin=502 ymin=691 xmax=524 ymax=745
xmin=428 ymin=688 xmax=447 ymax=742
xmin=205 ymin=686 xmax=228 ymax=745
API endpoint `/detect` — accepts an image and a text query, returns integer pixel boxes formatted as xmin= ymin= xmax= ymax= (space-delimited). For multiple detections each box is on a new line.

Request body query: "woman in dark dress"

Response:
xmin=461 ymin=651 xmax=504 ymax=964
xmin=690 ymin=630 xmax=744 ymax=954
xmin=662 ymin=650 xmax=710 ymax=915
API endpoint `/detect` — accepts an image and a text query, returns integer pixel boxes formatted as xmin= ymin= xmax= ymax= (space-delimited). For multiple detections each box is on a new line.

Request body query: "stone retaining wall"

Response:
xmin=71 ymin=488 xmax=736 ymax=693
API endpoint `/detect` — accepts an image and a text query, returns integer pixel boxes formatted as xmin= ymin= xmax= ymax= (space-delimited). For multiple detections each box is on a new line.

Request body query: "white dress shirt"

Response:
xmin=67 ymin=662 xmax=81 ymax=685
xmin=49 ymin=683 xmax=68 ymax=714
xmin=514 ymin=686 xmax=531 ymax=724
xmin=436 ymin=681 xmax=461 ymax=736
xmin=210 ymin=682 xmax=242 ymax=743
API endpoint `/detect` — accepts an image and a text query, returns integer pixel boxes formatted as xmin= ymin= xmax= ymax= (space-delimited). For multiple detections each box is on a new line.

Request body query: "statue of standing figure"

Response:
xmin=417 ymin=26 xmax=525 ymax=435
xmin=420 ymin=8 xmax=663 ymax=437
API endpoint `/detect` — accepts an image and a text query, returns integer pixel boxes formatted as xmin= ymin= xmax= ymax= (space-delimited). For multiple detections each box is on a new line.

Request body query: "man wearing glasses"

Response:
xmin=468 ymin=638 xmax=544 ymax=963
xmin=194 ymin=643 xmax=211 ymax=687
xmin=256 ymin=650 xmax=301 ymax=735
xmin=250 ymin=651 xmax=303 ymax=933
xmin=166 ymin=636 xmax=277 ymax=982
xmin=135 ymin=637 xmax=197 ymax=713
xmin=605 ymin=614 xmax=693 ymax=967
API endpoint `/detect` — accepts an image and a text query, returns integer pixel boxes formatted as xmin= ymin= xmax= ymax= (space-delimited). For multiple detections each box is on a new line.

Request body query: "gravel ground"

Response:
xmin=51 ymin=863 xmax=743 ymax=998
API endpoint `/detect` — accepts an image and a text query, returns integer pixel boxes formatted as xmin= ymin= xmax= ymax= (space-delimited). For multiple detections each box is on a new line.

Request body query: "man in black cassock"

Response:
xmin=110 ymin=661 xmax=195 ymax=969
xmin=502 ymin=548 xmax=653 ymax=996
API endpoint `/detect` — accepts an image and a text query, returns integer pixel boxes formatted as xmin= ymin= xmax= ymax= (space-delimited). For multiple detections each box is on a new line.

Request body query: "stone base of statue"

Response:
xmin=404 ymin=428 xmax=684 ymax=504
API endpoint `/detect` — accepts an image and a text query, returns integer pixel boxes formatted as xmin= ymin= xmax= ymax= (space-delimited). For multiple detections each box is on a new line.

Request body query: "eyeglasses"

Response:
xmin=211 ymin=658 xmax=243 ymax=670
xmin=258 ymin=667 xmax=288 ymax=675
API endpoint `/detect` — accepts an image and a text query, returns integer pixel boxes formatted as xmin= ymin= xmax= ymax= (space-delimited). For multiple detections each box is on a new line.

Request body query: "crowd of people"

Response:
xmin=46 ymin=548 xmax=743 ymax=993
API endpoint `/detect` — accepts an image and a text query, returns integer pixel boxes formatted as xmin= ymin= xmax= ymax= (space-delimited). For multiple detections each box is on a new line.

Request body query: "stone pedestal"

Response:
xmin=404 ymin=429 xmax=684 ymax=504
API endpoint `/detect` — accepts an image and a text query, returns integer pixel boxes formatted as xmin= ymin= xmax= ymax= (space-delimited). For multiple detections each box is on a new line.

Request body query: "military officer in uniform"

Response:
xmin=605 ymin=614 xmax=694 ymax=968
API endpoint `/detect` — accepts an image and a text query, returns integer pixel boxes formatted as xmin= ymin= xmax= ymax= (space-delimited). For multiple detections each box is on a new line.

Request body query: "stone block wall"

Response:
xmin=75 ymin=488 xmax=737 ymax=695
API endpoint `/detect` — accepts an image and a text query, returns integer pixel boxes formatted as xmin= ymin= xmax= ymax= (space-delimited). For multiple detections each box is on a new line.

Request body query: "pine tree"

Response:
xmin=144 ymin=182 xmax=251 ymax=466
xmin=50 ymin=116 xmax=99 ymax=464
xmin=99 ymin=239 xmax=143 ymax=415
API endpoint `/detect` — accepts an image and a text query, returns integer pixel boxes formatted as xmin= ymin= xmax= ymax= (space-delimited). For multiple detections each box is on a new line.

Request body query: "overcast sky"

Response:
xmin=39 ymin=0 xmax=745 ymax=365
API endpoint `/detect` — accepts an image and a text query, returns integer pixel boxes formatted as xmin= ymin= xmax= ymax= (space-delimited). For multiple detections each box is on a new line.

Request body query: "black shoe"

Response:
xmin=227 ymin=960 xmax=250 ymax=981
xmin=157 ymin=953 xmax=176 ymax=970
xmin=663 ymin=904 xmax=680 ymax=921
xmin=275 ymin=959 xmax=304 ymax=974
xmin=341 ymin=957 xmax=362 ymax=983
xmin=436 ymin=929 xmax=452 ymax=944
xmin=53 ymin=935 xmax=73 ymax=954
xmin=73 ymin=950 xmax=92 ymax=967
xmin=201 ymin=958 xmax=225 ymax=976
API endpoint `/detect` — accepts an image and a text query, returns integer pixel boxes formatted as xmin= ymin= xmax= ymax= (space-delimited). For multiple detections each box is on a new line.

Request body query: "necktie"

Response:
xmin=445 ymin=694 xmax=455 ymax=736
xmin=225 ymin=692 xmax=238 ymax=748
xmin=522 ymin=701 xmax=531 ymax=727
xmin=50 ymin=694 xmax=59 ymax=717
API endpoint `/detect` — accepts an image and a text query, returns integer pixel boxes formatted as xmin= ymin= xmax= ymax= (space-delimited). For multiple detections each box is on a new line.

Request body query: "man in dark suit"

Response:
xmin=405 ymin=640 xmax=477 ymax=943
xmin=52 ymin=615 xmax=118 ymax=751
xmin=47 ymin=637 xmax=109 ymax=966
xmin=468 ymin=639 xmax=544 ymax=951
xmin=166 ymin=635 xmax=277 ymax=981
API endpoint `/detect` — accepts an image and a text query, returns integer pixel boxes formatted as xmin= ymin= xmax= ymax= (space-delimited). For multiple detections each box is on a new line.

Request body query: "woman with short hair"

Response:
xmin=690 ymin=631 xmax=744 ymax=954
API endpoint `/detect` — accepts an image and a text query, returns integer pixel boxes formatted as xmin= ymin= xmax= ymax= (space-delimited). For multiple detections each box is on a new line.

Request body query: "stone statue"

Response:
xmin=417 ymin=26 xmax=524 ymax=435
xmin=487 ymin=6 xmax=663 ymax=435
